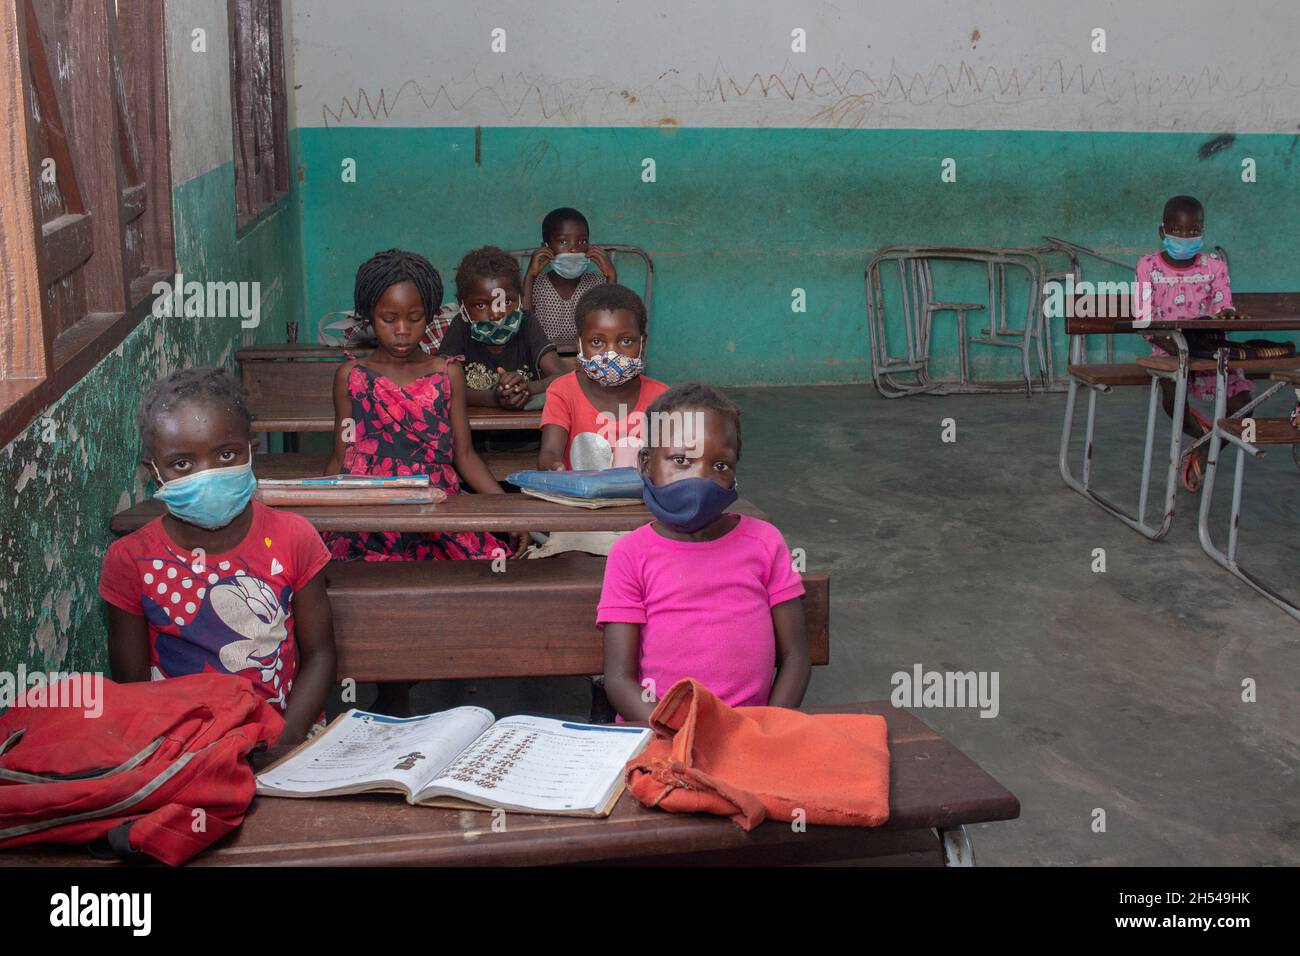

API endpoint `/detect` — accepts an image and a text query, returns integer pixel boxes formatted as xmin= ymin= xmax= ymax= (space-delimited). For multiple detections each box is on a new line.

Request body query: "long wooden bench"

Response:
xmin=252 ymin=450 xmax=535 ymax=483
xmin=324 ymin=554 xmax=829 ymax=682
xmin=237 ymin=344 xmax=541 ymax=433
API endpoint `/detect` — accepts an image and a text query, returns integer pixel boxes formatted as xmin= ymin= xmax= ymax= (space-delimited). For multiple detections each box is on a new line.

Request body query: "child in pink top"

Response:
xmin=1137 ymin=195 xmax=1251 ymax=490
xmin=598 ymin=383 xmax=811 ymax=722
xmin=539 ymin=284 xmax=668 ymax=471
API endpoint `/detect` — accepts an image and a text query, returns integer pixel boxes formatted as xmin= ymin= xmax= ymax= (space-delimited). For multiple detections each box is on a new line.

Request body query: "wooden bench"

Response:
xmin=237 ymin=344 xmax=541 ymax=434
xmin=325 ymin=554 xmax=828 ymax=681
xmin=252 ymin=450 xmax=535 ymax=483
xmin=0 ymin=700 xmax=1019 ymax=867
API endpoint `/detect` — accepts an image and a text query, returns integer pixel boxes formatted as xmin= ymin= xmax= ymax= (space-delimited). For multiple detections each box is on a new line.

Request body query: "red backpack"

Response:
xmin=0 ymin=673 xmax=283 ymax=865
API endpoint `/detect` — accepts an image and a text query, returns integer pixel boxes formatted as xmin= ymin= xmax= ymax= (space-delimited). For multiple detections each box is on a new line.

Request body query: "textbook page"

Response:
xmin=416 ymin=715 xmax=651 ymax=814
xmin=256 ymin=707 xmax=495 ymax=797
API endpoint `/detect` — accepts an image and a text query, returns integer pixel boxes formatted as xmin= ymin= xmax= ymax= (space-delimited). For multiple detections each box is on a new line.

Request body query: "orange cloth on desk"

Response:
xmin=624 ymin=679 xmax=890 ymax=830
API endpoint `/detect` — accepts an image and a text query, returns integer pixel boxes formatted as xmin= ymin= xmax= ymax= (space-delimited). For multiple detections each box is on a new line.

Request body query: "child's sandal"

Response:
xmin=1180 ymin=449 xmax=1204 ymax=492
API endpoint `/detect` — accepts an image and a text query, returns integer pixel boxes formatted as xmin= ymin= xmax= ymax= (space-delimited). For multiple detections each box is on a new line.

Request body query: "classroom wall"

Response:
xmin=0 ymin=0 xmax=304 ymax=676
xmin=289 ymin=0 xmax=1300 ymax=385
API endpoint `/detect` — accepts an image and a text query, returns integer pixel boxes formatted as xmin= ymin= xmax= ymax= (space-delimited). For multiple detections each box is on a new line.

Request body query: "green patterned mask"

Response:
xmin=465 ymin=306 xmax=524 ymax=345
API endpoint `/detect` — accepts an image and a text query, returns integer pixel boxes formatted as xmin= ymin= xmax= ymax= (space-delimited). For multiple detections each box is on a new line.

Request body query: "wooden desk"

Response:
xmin=0 ymin=703 xmax=1019 ymax=867
xmin=110 ymin=496 xmax=769 ymax=535
xmin=250 ymin=403 xmax=541 ymax=434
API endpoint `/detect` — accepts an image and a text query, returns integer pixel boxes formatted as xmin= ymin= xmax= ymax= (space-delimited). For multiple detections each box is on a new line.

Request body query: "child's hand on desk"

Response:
xmin=494 ymin=368 xmax=529 ymax=409
xmin=526 ymin=246 xmax=554 ymax=278
xmin=507 ymin=531 xmax=530 ymax=556
xmin=587 ymin=245 xmax=616 ymax=283
xmin=1215 ymin=307 xmax=1239 ymax=319
xmin=249 ymin=741 xmax=298 ymax=772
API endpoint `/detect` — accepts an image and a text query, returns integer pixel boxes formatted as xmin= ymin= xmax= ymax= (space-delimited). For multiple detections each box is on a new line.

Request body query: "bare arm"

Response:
xmin=279 ymin=569 xmax=337 ymax=745
xmin=766 ymin=598 xmax=811 ymax=708
xmin=447 ymin=361 xmax=506 ymax=495
xmin=538 ymin=423 xmax=569 ymax=471
xmin=323 ymin=360 xmax=356 ymax=475
xmin=106 ymin=606 xmax=152 ymax=682
xmin=603 ymin=622 xmax=655 ymax=722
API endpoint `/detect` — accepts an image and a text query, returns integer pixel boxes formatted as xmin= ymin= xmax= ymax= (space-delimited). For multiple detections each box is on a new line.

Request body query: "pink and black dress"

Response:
xmin=323 ymin=360 xmax=505 ymax=561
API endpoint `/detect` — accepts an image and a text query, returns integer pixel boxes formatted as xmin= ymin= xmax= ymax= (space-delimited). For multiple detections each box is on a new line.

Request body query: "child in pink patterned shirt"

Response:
xmin=1136 ymin=194 xmax=1249 ymax=490
xmin=598 ymin=383 xmax=811 ymax=722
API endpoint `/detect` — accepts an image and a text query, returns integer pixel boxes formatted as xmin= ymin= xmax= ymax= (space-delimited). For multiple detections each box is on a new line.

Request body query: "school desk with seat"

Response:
xmin=236 ymin=343 xmax=543 ymax=442
xmin=1059 ymin=293 xmax=1300 ymax=540
xmin=251 ymin=450 xmax=536 ymax=484
xmin=0 ymin=702 xmax=1018 ymax=867
xmin=1197 ymin=361 xmax=1300 ymax=621
xmin=109 ymin=495 xmax=770 ymax=536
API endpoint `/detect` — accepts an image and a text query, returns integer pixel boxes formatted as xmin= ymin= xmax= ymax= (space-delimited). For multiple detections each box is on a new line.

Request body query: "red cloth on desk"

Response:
xmin=625 ymin=679 xmax=890 ymax=830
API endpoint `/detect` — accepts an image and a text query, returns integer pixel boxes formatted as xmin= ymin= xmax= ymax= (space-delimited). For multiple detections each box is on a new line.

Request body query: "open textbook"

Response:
xmin=255 ymin=708 xmax=652 ymax=817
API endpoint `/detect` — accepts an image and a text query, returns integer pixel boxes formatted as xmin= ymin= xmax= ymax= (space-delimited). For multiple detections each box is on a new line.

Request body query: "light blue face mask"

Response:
xmin=1163 ymin=234 xmax=1204 ymax=261
xmin=149 ymin=446 xmax=257 ymax=530
xmin=550 ymin=252 xmax=589 ymax=280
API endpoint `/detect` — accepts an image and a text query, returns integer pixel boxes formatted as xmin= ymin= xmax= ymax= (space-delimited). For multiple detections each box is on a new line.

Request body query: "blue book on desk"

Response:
xmin=506 ymin=467 xmax=645 ymax=499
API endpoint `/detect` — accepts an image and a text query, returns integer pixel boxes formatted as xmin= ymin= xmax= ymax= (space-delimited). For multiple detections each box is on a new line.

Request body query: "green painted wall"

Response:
xmin=0 ymin=161 xmax=303 ymax=679
xmin=297 ymin=127 xmax=1300 ymax=385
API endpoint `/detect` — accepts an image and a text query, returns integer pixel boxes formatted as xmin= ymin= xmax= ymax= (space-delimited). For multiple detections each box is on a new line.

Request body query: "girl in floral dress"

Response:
xmin=323 ymin=249 xmax=521 ymax=562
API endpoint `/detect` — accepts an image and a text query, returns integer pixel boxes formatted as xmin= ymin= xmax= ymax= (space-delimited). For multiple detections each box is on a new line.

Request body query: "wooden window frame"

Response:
xmin=0 ymin=0 xmax=174 ymax=449
xmin=228 ymin=0 xmax=288 ymax=233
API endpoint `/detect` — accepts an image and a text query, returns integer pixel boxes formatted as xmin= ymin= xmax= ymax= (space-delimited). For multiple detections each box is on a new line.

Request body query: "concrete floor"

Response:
xmin=390 ymin=382 xmax=1300 ymax=865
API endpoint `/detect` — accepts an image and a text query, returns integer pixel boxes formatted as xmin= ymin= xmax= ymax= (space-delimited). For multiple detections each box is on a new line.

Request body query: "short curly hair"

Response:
xmin=643 ymin=382 xmax=742 ymax=459
xmin=454 ymin=245 xmax=522 ymax=301
xmin=574 ymin=283 xmax=647 ymax=337
xmin=137 ymin=367 xmax=252 ymax=455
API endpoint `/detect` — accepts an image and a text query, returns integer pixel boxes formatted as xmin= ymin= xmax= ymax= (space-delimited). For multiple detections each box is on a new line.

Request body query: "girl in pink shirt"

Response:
xmin=598 ymin=383 xmax=811 ymax=722
xmin=1137 ymin=195 xmax=1250 ymax=490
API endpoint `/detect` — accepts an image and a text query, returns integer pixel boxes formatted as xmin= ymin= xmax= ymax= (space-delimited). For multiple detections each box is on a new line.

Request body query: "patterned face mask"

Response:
xmin=577 ymin=337 xmax=645 ymax=387
xmin=464 ymin=306 xmax=524 ymax=345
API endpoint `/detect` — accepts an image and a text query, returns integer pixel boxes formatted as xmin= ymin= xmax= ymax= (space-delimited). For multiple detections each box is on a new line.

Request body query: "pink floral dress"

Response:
xmin=323 ymin=361 xmax=506 ymax=561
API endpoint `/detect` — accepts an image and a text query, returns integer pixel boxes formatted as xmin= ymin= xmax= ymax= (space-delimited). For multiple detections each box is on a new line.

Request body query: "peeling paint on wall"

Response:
xmin=0 ymin=156 xmax=303 ymax=680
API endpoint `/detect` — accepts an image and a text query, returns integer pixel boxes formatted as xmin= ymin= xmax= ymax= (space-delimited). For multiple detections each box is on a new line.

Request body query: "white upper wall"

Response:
xmin=289 ymin=0 xmax=1300 ymax=133
xmin=165 ymin=0 xmax=301 ymax=184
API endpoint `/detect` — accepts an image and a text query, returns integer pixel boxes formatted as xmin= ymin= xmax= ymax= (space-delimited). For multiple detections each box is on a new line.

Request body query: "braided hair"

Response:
xmin=353 ymin=248 xmax=444 ymax=325
xmin=137 ymin=367 xmax=252 ymax=455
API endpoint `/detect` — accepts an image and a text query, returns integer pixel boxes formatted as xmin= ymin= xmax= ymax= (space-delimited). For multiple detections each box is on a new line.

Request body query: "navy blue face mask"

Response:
xmin=641 ymin=475 xmax=739 ymax=533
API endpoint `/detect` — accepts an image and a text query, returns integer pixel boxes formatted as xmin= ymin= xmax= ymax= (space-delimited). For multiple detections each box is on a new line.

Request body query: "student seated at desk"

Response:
xmin=323 ymin=248 xmax=518 ymax=561
xmin=439 ymin=245 xmax=565 ymax=411
xmin=99 ymin=369 xmax=336 ymax=745
xmin=538 ymin=284 xmax=668 ymax=471
xmin=522 ymin=206 xmax=617 ymax=348
xmin=598 ymin=383 xmax=811 ymax=722
xmin=1139 ymin=194 xmax=1251 ymax=491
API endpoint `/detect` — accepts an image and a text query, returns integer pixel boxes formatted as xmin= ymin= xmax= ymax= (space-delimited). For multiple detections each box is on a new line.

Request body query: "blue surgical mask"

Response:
xmin=551 ymin=253 xmax=589 ymax=280
xmin=149 ymin=447 xmax=257 ymax=530
xmin=1163 ymin=234 xmax=1204 ymax=261
xmin=642 ymin=475 xmax=738 ymax=533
